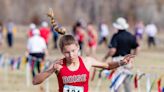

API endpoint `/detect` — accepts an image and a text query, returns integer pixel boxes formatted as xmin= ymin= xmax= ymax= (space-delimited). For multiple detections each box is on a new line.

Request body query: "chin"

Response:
xmin=70 ymin=58 xmax=77 ymax=62
xmin=67 ymin=57 xmax=78 ymax=61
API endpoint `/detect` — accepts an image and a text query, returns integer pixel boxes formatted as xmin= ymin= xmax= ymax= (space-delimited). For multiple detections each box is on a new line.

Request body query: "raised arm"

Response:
xmin=32 ymin=63 xmax=55 ymax=85
xmin=32 ymin=59 xmax=63 ymax=85
xmin=87 ymin=54 xmax=135 ymax=70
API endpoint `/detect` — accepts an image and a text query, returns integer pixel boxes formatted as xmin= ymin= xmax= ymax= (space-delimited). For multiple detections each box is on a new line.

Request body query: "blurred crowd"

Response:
xmin=0 ymin=19 xmax=158 ymax=50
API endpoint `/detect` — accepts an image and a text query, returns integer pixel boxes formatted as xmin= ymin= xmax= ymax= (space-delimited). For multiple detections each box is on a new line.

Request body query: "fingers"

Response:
xmin=53 ymin=63 xmax=58 ymax=70
xmin=53 ymin=59 xmax=63 ymax=65
xmin=121 ymin=54 xmax=135 ymax=65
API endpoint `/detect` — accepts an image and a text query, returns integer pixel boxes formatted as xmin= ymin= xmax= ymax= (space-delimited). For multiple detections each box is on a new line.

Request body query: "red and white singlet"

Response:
xmin=57 ymin=57 xmax=89 ymax=92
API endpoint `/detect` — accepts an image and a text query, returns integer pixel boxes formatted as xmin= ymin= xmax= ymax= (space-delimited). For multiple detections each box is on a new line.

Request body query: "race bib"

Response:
xmin=63 ymin=85 xmax=84 ymax=92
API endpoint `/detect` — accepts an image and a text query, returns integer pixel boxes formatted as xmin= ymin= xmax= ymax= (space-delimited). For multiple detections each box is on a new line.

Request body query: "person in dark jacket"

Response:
xmin=103 ymin=17 xmax=139 ymax=92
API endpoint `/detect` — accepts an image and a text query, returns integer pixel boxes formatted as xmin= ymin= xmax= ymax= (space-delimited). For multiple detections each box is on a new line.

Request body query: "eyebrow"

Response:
xmin=64 ymin=49 xmax=75 ymax=53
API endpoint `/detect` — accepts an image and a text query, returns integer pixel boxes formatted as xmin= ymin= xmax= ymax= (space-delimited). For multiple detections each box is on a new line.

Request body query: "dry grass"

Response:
xmin=0 ymin=26 xmax=164 ymax=92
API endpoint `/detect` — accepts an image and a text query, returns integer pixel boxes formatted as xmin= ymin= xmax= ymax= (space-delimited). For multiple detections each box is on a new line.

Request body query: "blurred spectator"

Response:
xmin=5 ymin=20 xmax=16 ymax=48
xmin=134 ymin=21 xmax=145 ymax=45
xmin=103 ymin=17 xmax=139 ymax=92
xmin=98 ymin=21 xmax=109 ymax=46
xmin=51 ymin=26 xmax=59 ymax=49
xmin=26 ymin=29 xmax=48 ymax=78
xmin=39 ymin=21 xmax=50 ymax=46
xmin=73 ymin=21 xmax=87 ymax=55
xmin=87 ymin=23 xmax=98 ymax=56
xmin=145 ymin=23 xmax=158 ymax=48
xmin=27 ymin=23 xmax=36 ymax=38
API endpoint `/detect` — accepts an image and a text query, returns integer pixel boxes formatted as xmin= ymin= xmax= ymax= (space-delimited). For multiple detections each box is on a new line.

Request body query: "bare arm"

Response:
xmin=87 ymin=54 xmax=134 ymax=70
xmin=32 ymin=64 xmax=55 ymax=85
xmin=89 ymin=58 xmax=122 ymax=70
xmin=32 ymin=59 xmax=63 ymax=85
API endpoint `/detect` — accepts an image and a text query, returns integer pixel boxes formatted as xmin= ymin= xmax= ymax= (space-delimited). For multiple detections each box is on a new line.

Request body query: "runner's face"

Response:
xmin=62 ymin=44 xmax=79 ymax=61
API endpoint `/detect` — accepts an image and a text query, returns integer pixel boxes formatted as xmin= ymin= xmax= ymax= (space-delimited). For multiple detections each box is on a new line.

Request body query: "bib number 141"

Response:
xmin=63 ymin=85 xmax=84 ymax=92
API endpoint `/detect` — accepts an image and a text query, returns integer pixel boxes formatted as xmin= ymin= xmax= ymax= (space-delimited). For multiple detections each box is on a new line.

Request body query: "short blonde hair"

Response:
xmin=59 ymin=35 xmax=79 ymax=51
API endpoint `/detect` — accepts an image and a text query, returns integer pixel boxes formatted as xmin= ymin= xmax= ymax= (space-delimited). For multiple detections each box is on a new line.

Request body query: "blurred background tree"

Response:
xmin=0 ymin=0 xmax=164 ymax=28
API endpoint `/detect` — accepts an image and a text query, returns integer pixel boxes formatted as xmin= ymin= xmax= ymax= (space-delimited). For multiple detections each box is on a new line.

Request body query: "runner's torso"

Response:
xmin=57 ymin=56 xmax=89 ymax=92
